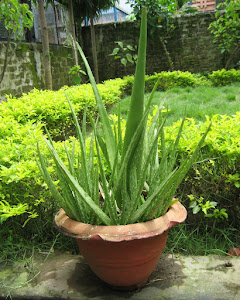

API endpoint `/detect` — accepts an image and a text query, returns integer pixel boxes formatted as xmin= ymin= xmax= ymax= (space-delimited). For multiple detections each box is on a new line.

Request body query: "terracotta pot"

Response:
xmin=54 ymin=201 xmax=187 ymax=290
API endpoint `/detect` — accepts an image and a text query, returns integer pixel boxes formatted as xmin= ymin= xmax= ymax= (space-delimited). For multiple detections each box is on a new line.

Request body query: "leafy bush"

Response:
xmin=164 ymin=114 xmax=240 ymax=226
xmin=122 ymin=71 xmax=209 ymax=94
xmin=208 ymin=69 xmax=240 ymax=86
xmin=0 ymin=79 xmax=125 ymax=140
xmin=0 ymin=114 xmax=82 ymax=225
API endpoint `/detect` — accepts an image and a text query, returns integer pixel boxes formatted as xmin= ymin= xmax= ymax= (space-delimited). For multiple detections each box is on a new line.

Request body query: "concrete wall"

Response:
xmin=0 ymin=43 xmax=74 ymax=100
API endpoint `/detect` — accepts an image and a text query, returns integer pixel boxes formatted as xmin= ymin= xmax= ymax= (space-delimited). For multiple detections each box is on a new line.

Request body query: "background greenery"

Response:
xmin=1 ymin=69 xmax=240 ymax=260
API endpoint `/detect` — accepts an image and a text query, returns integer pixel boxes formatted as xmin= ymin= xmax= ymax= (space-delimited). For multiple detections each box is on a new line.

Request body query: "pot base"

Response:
xmin=106 ymin=278 xmax=148 ymax=291
xmin=76 ymin=231 xmax=169 ymax=288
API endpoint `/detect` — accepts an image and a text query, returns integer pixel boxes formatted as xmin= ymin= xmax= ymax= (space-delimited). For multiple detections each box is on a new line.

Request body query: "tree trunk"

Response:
xmin=37 ymin=0 xmax=52 ymax=90
xmin=160 ymin=37 xmax=174 ymax=71
xmin=225 ymin=45 xmax=240 ymax=69
xmin=68 ymin=0 xmax=78 ymax=66
xmin=90 ymin=10 xmax=99 ymax=83
xmin=0 ymin=29 xmax=13 ymax=85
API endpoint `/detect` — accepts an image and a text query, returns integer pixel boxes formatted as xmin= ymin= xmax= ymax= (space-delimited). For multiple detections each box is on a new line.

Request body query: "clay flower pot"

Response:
xmin=54 ymin=201 xmax=187 ymax=290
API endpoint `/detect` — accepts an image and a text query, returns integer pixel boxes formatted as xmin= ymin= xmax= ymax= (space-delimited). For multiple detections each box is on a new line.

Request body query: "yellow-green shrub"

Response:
xmin=0 ymin=114 xmax=82 ymax=224
xmin=0 ymin=79 xmax=125 ymax=140
xmin=208 ymin=69 xmax=240 ymax=86
xmin=164 ymin=113 xmax=240 ymax=224
xmin=122 ymin=71 xmax=209 ymax=94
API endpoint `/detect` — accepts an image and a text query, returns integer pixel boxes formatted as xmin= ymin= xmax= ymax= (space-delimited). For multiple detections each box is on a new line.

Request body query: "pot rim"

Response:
xmin=54 ymin=201 xmax=187 ymax=242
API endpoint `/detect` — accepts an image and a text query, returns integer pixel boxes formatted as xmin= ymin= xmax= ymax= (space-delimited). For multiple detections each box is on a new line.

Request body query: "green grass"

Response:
xmin=165 ymin=222 xmax=239 ymax=256
xmin=109 ymin=83 xmax=240 ymax=126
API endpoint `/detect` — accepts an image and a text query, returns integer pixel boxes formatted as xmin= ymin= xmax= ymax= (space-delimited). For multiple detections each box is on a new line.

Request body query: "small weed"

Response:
xmin=226 ymin=94 xmax=236 ymax=101
xmin=165 ymin=222 xmax=238 ymax=255
xmin=169 ymin=87 xmax=181 ymax=93
xmin=184 ymin=86 xmax=193 ymax=93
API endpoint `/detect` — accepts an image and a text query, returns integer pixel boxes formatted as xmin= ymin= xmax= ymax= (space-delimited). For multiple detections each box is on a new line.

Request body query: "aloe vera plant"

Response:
xmin=37 ymin=8 xmax=211 ymax=225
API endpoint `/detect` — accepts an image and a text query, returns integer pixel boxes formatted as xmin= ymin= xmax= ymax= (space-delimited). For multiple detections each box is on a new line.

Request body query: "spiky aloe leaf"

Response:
xmin=89 ymin=116 xmax=119 ymax=224
xmin=122 ymin=7 xmax=147 ymax=158
xmin=130 ymin=122 xmax=211 ymax=223
xmin=43 ymin=138 xmax=112 ymax=225
xmin=36 ymin=144 xmax=76 ymax=220
xmin=75 ymin=43 xmax=115 ymax=171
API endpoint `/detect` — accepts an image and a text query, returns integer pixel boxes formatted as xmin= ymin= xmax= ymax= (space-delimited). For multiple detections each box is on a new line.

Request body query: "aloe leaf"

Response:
xmin=71 ymin=138 xmax=76 ymax=166
xmin=41 ymin=132 xmax=85 ymax=219
xmin=44 ymin=125 xmax=55 ymax=147
xmin=89 ymin=166 xmax=100 ymax=225
xmin=44 ymin=139 xmax=87 ymax=221
xmin=64 ymin=142 xmax=75 ymax=176
xmin=36 ymin=144 xmax=76 ymax=220
xmin=96 ymin=131 xmax=111 ymax=167
xmin=122 ymin=7 xmax=147 ymax=158
xmin=146 ymin=122 xmax=212 ymax=220
xmin=113 ymin=107 xmax=150 ymax=203
xmin=117 ymin=103 xmax=123 ymax=154
xmin=115 ymin=7 xmax=148 ymax=201
xmin=64 ymin=92 xmax=91 ymax=195
xmin=44 ymin=138 xmax=112 ymax=225
xmin=145 ymin=77 xmax=161 ymax=110
xmin=168 ymin=118 xmax=185 ymax=171
xmin=56 ymin=166 xmax=86 ymax=222
xmin=125 ymin=119 xmax=166 ymax=223
xmin=119 ymin=170 xmax=131 ymax=224
xmin=130 ymin=122 xmax=211 ymax=222
xmin=129 ymin=168 xmax=178 ymax=223
xmin=82 ymin=106 xmax=87 ymax=144
xmin=75 ymin=42 xmax=116 ymax=170
xmin=148 ymin=103 xmax=165 ymax=142
xmin=90 ymin=117 xmax=118 ymax=224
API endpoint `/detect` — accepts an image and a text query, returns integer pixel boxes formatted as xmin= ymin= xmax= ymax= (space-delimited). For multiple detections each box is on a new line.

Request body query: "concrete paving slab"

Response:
xmin=0 ymin=253 xmax=239 ymax=300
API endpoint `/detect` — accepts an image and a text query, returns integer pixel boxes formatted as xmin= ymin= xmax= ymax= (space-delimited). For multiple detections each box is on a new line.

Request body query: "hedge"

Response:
xmin=208 ymin=69 xmax=240 ymax=86
xmin=0 ymin=78 xmax=125 ymax=140
xmin=165 ymin=114 xmax=240 ymax=225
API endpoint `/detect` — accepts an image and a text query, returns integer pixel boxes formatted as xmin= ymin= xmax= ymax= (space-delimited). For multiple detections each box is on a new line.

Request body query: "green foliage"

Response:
xmin=0 ymin=0 xmax=33 ymax=41
xmin=188 ymin=194 xmax=228 ymax=219
xmin=0 ymin=115 xmax=44 ymax=223
xmin=129 ymin=0 xmax=177 ymax=31
xmin=68 ymin=65 xmax=86 ymax=85
xmin=123 ymin=71 xmax=208 ymax=94
xmin=209 ymin=0 xmax=240 ymax=53
xmin=226 ymin=94 xmax=236 ymax=101
xmin=0 ymin=79 xmax=125 ymax=140
xmin=209 ymin=0 xmax=240 ymax=68
xmin=0 ymin=0 xmax=34 ymax=84
xmin=0 ymin=113 xmax=83 ymax=225
xmin=165 ymin=113 xmax=240 ymax=226
xmin=109 ymin=41 xmax=138 ymax=67
xmin=208 ymin=69 xmax=240 ymax=86
xmin=0 ymin=200 xmax=29 ymax=224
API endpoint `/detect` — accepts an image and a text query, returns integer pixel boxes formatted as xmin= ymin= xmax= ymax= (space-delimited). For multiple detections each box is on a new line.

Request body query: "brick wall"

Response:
xmin=0 ymin=43 xmax=75 ymax=101
xmin=81 ymin=11 xmax=226 ymax=81
xmin=1 ymin=11 xmax=237 ymax=100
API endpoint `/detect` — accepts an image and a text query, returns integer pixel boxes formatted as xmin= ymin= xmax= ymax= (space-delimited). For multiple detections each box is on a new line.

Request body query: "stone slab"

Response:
xmin=0 ymin=253 xmax=239 ymax=300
